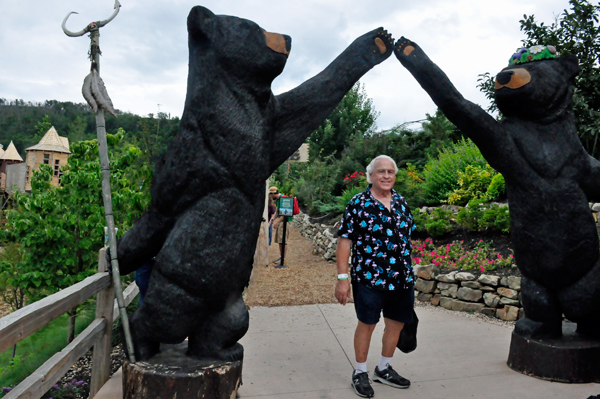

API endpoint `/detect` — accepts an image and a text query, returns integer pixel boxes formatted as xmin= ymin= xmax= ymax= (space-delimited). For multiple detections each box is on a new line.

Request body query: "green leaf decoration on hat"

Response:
xmin=508 ymin=45 xmax=558 ymax=65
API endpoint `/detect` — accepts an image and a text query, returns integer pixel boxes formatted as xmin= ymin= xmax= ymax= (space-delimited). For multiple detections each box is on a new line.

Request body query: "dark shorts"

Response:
xmin=352 ymin=282 xmax=414 ymax=325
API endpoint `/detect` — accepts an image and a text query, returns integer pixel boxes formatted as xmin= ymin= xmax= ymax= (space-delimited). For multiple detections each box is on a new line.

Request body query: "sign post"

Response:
xmin=276 ymin=196 xmax=294 ymax=268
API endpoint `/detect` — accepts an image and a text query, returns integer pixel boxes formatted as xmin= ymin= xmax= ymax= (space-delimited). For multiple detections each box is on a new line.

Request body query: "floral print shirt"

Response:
xmin=338 ymin=186 xmax=416 ymax=291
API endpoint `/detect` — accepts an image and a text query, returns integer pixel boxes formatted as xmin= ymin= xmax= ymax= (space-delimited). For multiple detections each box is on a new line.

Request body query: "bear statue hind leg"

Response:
xmin=559 ymin=258 xmax=600 ymax=339
xmin=122 ymin=311 xmax=161 ymax=361
xmin=187 ymin=293 xmax=249 ymax=361
xmin=515 ymin=275 xmax=563 ymax=339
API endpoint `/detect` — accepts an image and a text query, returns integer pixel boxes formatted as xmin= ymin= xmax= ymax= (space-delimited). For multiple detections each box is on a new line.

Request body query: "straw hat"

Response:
xmin=269 ymin=186 xmax=279 ymax=194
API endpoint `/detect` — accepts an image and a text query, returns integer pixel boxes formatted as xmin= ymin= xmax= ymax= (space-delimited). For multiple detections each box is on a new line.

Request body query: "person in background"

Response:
xmin=270 ymin=186 xmax=291 ymax=265
xmin=268 ymin=187 xmax=278 ymax=246
xmin=135 ymin=258 xmax=155 ymax=306
xmin=335 ymin=155 xmax=416 ymax=398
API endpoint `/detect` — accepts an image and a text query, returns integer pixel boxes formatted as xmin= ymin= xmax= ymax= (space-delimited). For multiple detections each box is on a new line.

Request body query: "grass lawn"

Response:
xmin=0 ymin=301 xmax=96 ymax=389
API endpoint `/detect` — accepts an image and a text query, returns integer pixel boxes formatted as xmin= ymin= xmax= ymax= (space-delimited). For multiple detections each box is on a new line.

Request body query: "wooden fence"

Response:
xmin=0 ymin=248 xmax=139 ymax=399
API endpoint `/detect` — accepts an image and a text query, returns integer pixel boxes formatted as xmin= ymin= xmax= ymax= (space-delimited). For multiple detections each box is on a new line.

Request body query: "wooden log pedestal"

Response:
xmin=123 ymin=342 xmax=242 ymax=399
xmin=507 ymin=322 xmax=600 ymax=383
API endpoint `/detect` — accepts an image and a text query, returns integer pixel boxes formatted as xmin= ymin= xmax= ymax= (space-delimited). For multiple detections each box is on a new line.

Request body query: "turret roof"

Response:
xmin=2 ymin=141 xmax=23 ymax=162
xmin=25 ymin=126 xmax=71 ymax=154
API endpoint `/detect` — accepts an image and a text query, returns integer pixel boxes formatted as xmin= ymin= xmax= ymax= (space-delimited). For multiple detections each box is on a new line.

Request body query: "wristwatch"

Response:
xmin=337 ymin=273 xmax=349 ymax=280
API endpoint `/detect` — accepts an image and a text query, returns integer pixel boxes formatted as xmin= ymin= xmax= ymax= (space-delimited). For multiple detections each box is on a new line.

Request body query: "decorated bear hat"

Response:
xmin=508 ymin=45 xmax=558 ymax=65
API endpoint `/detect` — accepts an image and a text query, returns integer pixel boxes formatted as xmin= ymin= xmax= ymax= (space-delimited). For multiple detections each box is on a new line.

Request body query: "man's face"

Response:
xmin=370 ymin=159 xmax=396 ymax=192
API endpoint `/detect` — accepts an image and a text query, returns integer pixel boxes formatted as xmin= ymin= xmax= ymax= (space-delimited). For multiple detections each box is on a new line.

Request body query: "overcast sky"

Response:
xmin=1 ymin=0 xmax=569 ymax=130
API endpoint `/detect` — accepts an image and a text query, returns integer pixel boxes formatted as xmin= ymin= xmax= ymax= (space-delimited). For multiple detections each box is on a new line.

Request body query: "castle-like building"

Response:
xmin=25 ymin=126 xmax=70 ymax=191
xmin=0 ymin=126 xmax=70 ymax=194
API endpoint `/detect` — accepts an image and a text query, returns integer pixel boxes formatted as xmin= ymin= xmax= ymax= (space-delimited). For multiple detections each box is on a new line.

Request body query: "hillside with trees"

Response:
xmin=0 ymin=98 xmax=180 ymax=163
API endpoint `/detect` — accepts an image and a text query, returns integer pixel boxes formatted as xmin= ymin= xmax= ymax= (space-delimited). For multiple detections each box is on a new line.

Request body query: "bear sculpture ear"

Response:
xmin=187 ymin=6 xmax=216 ymax=41
xmin=559 ymin=54 xmax=580 ymax=80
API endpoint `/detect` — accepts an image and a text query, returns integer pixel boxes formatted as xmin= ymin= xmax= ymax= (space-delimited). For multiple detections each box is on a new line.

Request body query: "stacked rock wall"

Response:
xmin=414 ymin=264 xmax=523 ymax=321
xmin=294 ymin=213 xmax=338 ymax=262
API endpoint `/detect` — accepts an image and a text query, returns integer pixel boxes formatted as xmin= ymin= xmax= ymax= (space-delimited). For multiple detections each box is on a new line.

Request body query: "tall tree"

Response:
xmin=478 ymin=0 xmax=600 ymax=158
xmin=67 ymin=115 xmax=90 ymax=143
xmin=308 ymin=82 xmax=379 ymax=159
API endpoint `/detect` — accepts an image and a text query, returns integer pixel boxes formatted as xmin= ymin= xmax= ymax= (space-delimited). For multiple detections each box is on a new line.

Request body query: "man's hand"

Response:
xmin=335 ymin=279 xmax=352 ymax=305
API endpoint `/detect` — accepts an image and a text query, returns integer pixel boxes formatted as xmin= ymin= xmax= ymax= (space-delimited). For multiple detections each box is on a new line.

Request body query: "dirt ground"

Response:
xmin=0 ymin=301 xmax=10 ymax=318
xmin=244 ymin=224 xmax=343 ymax=307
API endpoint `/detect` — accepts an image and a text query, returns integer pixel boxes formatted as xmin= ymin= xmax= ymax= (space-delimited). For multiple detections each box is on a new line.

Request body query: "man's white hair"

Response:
xmin=366 ymin=155 xmax=398 ymax=184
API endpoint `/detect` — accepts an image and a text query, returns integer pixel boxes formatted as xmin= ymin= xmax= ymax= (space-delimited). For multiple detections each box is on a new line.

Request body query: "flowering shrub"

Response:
xmin=412 ymin=238 xmax=515 ymax=272
xmin=343 ymin=171 xmax=365 ymax=188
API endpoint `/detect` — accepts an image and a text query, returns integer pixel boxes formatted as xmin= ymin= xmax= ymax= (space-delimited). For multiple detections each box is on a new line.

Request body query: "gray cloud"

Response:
xmin=1 ymin=0 xmax=573 ymax=127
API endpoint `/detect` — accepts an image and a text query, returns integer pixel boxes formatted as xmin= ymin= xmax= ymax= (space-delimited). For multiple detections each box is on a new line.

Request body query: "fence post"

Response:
xmin=89 ymin=248 xmax=115 ymax=398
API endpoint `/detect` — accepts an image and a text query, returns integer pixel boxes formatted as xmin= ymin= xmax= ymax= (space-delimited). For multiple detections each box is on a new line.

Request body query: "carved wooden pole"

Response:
xmin=62 ymin=0 xmax=136 ymax=363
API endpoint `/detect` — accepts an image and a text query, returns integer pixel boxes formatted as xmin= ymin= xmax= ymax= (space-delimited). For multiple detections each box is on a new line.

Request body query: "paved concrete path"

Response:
xmin=95 ymin=304 xmax=600 ymax=398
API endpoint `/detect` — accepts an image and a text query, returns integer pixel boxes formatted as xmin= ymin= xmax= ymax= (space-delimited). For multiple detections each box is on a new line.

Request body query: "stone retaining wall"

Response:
xmin=294 ymin=213 xmax=338 ymax=262
xmin=413 ymin=264 xmax=523 ymax=321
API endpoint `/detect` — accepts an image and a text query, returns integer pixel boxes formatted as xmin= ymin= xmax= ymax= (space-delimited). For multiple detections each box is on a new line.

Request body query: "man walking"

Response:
xmin=270 ymin=186 xmax=291 ymax=265
xmin=335 ymin=155 xmax=416 ymax=397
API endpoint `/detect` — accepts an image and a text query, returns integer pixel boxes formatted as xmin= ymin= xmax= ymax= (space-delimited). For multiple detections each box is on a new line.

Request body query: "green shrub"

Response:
xmin=457 ymin=199 xmax=510 ymax=233
xmin=292 ymin=156 xmax=341 ymax=214
xmin=337 ymin=185 xmax=366 ymax=213
xmin=413 ymin=211 xmax=428 ymax=234
xmin=486 ymin=173 xmax=506 ymax=201
xmin=447 ymin=164 xmax=497 ymax=205
xmin=421 ymin=138 xmax=488 ymax=205
xmin=457 ymin=199 xmax=485 ymax=231
xmin=415 ymin=208 xmax=454 ymax=237
xmin=492 ymin=205 xmax=510 ymax=233
xmin=395 ymin=165 xmax=427 ymax=208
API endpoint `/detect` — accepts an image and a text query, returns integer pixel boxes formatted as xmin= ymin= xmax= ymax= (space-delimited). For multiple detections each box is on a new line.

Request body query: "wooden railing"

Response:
xmin=0 ymin=248 xmax=139 ymax=399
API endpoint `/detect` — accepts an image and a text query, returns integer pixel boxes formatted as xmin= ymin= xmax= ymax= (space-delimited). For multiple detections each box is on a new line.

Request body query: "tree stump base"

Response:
xmin=507 ymin=322 xmax=600 ymax=383
xmin=123 ymin=342 xmax=242 ymax=399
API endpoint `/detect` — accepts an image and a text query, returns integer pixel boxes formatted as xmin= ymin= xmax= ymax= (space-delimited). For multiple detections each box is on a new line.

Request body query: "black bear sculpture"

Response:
xmin=114 ymin=6 xmax=393 ymax=361
xmin=394 ymin=38 xmax=600 ymax=340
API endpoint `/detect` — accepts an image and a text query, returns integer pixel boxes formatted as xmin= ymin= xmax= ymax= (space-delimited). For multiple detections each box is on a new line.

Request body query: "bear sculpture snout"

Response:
xmin=496 ymin=70 xmax=514 ymax=86
xmin=495 ymin=68 xmax=531 ymax=90
xmin=265 ymin=31 xmax=291 ymax=56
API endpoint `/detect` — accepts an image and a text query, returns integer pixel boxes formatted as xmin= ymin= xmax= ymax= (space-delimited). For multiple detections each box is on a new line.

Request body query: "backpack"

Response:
xmin=293 ymin=197 xmax=300 ymax=215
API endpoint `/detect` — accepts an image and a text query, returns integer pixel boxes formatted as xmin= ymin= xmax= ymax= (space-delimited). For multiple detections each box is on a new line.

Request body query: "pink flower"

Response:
xmin=497 ymin=253 xmax=501 ymax=258
xmin=509 ymin=255 xmax=513 ymax=258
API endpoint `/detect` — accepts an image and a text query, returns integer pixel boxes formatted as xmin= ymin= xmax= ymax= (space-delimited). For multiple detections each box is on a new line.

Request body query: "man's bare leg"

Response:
xmin=381 ymin=317 xmax=404 ymax=357
xmin=354 ymin=321 xmax=377 ymax=363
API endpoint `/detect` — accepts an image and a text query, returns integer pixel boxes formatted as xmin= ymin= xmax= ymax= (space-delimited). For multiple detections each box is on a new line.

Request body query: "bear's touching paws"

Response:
xmin=375 ymin=28 xmax=394 ymax=55
xmin=394 ymin=36 xmax=416 ymax=59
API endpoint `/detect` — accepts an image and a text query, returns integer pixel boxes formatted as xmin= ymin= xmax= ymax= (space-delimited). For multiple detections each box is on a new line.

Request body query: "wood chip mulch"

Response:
xmin=244 ymin=224 xmax=342 ymax=307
